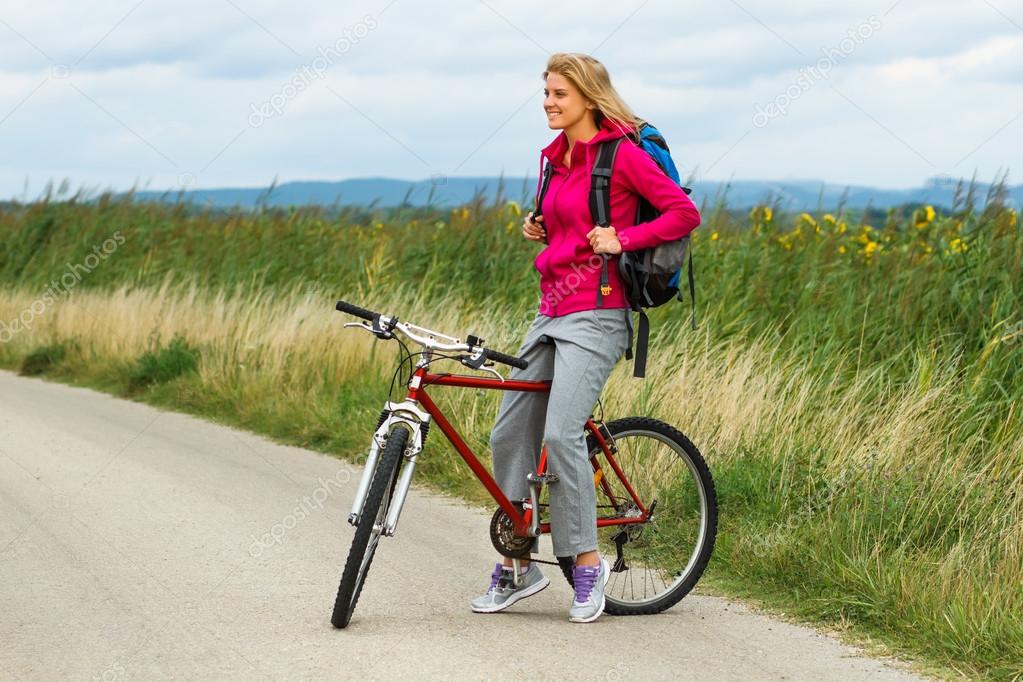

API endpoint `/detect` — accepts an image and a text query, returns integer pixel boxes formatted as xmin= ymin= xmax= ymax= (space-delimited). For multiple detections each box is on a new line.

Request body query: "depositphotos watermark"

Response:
xmin=753 ymin=16 xmax=882 ymax=128
xmin=92 ymin=661 xmax=126 ymax=682
xmin=248 ymin=15 xmax=379 ymax=128
xmin=248 ymin=465 xmax=357 ymax=556
xmin=538 ymin=232 xmax=633 ymax=316
xmin=0 ymin=231 xmax=126 ymax=344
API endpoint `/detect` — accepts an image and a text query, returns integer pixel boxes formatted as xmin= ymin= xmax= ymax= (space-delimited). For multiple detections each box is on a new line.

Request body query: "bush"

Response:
xmin=19 ymin=341 xmax=69 ymax=376
xmin=128 ymin=335 xmax=200 ymax=390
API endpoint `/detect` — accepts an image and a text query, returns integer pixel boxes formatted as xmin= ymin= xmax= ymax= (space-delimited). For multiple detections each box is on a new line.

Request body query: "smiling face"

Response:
xmin=543 ymin=71 xmax=595 ymax=132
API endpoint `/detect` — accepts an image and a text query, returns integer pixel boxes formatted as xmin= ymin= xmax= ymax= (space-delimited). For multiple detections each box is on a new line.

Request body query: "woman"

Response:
xmin=471 ymin=53 xmax=701 ymax=623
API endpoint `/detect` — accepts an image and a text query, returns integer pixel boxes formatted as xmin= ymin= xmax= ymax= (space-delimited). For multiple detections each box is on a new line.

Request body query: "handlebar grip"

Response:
xmin=335 ymin=300 xmax=377 ymax=321
xmin=486 ymin=348 xmax=529 ymax=371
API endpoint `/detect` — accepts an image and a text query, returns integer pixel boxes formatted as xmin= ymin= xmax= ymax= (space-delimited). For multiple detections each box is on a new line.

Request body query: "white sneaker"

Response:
xmin=470 ymin=562 xmax=549 ymax=613
xmin=568 ymin=558 xmax=610 ymax=623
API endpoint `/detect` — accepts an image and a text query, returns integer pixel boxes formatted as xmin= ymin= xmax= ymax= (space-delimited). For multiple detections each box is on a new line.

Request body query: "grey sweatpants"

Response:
xmin=489 ymin=307 xmax=631 ymax=557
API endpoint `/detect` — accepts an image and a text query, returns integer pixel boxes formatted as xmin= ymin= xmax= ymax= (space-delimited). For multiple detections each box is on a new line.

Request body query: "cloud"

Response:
xmin=1 ymin=0 xmax=1021 ymax=198
xmin=879 ymin=34 xmax=1023 ymax=85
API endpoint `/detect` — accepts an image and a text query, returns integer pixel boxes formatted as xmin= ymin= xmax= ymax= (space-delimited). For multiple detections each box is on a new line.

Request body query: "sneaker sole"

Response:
xmin=569 ymin=559 xmax=611 ymax=623
xmin=470 ymin=576 xmax=550 ymax=614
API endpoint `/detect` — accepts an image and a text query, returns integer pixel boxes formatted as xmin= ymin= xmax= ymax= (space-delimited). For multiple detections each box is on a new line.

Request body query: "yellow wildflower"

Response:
xmin=915 ymin=205 xmax=936 ymax=229
xmin=839 ymin=245 xmax=847 ymax=254
xmin=949 ymin=238 xmax=967 ymax=254
xmin=864 ymin=241 xmax=879 ymax=256
xmin=749 ymin=206 xmax=773 ymax=225
xmin=506 ymin=200 xmax=522 ymax=217
xmin=711 ymin=232 xmax=719 ymax=241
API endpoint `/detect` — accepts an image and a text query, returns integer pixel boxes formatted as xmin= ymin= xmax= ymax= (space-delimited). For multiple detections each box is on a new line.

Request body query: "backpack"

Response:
xmin=534 ymin=121 xmax=696 ymax=378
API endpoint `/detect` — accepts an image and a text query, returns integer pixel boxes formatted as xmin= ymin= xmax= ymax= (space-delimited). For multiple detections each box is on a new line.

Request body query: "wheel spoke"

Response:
xmin=586 ymin=418 xmax=717 ymax=614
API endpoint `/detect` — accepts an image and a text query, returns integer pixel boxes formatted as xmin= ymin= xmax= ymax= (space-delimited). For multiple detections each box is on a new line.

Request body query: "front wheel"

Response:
xmin=331 ymin=425 xmax=408 ymax=628
xmin=558 ymin=417 xmax=717 ymax=615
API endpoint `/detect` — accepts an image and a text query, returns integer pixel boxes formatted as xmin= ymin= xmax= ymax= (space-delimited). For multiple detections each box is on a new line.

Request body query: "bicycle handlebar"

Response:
xmin=335 ymin=299 xmax=529 ymax=371
xmin=335 ymin=300 xmax=377 ymax=321
xmin=484 ymin=348 xmax=528 ymax=370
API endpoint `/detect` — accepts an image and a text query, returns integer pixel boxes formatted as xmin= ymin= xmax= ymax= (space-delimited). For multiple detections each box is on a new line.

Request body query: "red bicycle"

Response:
xmin=331 ymin=300 xmax=717 ymax=628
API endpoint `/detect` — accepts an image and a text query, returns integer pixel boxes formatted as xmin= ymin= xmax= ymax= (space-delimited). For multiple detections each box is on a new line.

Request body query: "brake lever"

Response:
xmin=460 ymin=348 xmax=505 ymax=381
xmin=342 ymin=321 xmax=393 ymax=340
xmin=476 ymin=365 xmax=505 ymax=381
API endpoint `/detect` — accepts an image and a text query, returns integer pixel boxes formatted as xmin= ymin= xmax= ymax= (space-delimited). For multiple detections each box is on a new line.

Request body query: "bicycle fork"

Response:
xmin=348 ymin=400 xmax=431 ymax=537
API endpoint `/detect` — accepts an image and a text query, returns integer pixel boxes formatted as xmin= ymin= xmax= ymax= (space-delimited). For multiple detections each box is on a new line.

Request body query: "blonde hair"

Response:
xmin=542 ymin=52 xmax=644 ymax=136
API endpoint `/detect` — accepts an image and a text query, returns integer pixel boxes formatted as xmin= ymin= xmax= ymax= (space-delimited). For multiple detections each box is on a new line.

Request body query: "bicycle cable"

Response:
xmin=385 ymin=336 xmax=414 ymax=403
xmin=385 ymin=342 xmax=479 ymax=402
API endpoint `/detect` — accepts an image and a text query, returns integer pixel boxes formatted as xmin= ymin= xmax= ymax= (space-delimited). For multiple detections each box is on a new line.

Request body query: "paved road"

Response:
xmin=0 ymin=370 xmax=925 ymax=681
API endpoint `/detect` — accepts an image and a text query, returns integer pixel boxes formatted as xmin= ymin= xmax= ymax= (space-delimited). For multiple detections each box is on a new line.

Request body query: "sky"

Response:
xmin=1 ymin=0 xmax=1022 ymax=200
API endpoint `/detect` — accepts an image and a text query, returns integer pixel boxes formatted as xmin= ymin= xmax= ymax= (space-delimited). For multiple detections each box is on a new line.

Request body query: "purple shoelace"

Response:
xmin=572 ymin=564 xmax=601 ymax=603
xmin=486 ymin=563 xmax=505 ymax=592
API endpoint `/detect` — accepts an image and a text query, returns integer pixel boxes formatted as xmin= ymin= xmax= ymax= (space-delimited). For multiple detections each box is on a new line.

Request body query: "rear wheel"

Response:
xmin=558 ymin=417 xmax=716 ymax=615
xmin=331 ymin=425 xmax=407 ymax=628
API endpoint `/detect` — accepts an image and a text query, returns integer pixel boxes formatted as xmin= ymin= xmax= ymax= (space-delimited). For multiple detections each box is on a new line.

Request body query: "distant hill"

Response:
xmin=124 ymin=176 xmax=1023 ymax=212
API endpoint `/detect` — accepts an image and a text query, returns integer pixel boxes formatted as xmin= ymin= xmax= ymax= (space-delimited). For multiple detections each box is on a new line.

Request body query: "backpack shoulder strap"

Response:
xmin=533 ymin=160 xmax=553 ymax=218
xmin=589 ymin=138 xmax=624 ymax=228
xmin=590 ymin=138 xmax=625 ymax=307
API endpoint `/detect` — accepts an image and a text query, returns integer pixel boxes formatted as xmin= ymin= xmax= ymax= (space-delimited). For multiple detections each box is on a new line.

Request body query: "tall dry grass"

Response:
xmin=0 ymin=274 xmax=1018 ymax=678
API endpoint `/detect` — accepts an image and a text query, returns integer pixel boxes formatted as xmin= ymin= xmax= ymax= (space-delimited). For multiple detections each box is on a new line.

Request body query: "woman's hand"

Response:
xmin=587 ymin=226 xmax=622 ymax=255
xmin=523 ymin=212 xmax=547 ymax=243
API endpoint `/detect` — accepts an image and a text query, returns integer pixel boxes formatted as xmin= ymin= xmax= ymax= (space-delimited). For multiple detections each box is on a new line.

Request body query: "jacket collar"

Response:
xmin=541 ymin=117 xmax=633 ymax=169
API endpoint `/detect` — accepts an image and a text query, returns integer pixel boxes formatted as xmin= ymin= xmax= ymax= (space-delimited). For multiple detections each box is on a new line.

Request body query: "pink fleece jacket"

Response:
xmin=533 ymin=117 xmax=701 ymax=317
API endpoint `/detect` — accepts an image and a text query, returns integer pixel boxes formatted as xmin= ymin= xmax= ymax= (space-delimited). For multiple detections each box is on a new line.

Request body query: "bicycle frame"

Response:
xmin=349 ymin=362 xmax=652 ymax=544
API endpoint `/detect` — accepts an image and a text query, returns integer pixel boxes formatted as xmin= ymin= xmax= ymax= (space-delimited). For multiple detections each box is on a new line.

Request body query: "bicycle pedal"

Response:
xmin=527 ymin=472 xmax=560 ymax=485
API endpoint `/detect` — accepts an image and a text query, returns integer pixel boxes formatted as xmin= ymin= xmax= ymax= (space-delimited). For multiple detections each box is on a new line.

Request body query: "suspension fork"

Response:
xmin=348 ymin=400 xmax=431 ymax=535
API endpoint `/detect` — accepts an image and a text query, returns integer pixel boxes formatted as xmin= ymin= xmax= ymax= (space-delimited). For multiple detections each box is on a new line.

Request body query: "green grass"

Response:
xmin=127 ymin=334 xmax=200 ymax=391
xmin=19 ymin=340 xmax=71 ymax=376
xmin=0 ymin=183 xmax=1020 ymax=679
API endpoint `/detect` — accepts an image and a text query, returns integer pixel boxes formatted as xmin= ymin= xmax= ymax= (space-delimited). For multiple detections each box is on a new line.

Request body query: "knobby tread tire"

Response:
xmin=330 ymin=426 xmax=408 ymax=628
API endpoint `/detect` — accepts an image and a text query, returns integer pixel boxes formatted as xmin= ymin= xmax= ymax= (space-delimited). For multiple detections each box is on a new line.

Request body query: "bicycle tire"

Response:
xmin=557 ymin=416 xmax=717 ymax=615
xmin=331 ymin=425 xmax=408 ymax=628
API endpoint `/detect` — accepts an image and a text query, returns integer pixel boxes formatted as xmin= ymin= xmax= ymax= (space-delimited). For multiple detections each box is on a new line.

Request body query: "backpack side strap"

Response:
xmin=687 ymin=248 xmax=697 ymax=330
xmin=632 ymin=309 xmax=649 ymax=378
